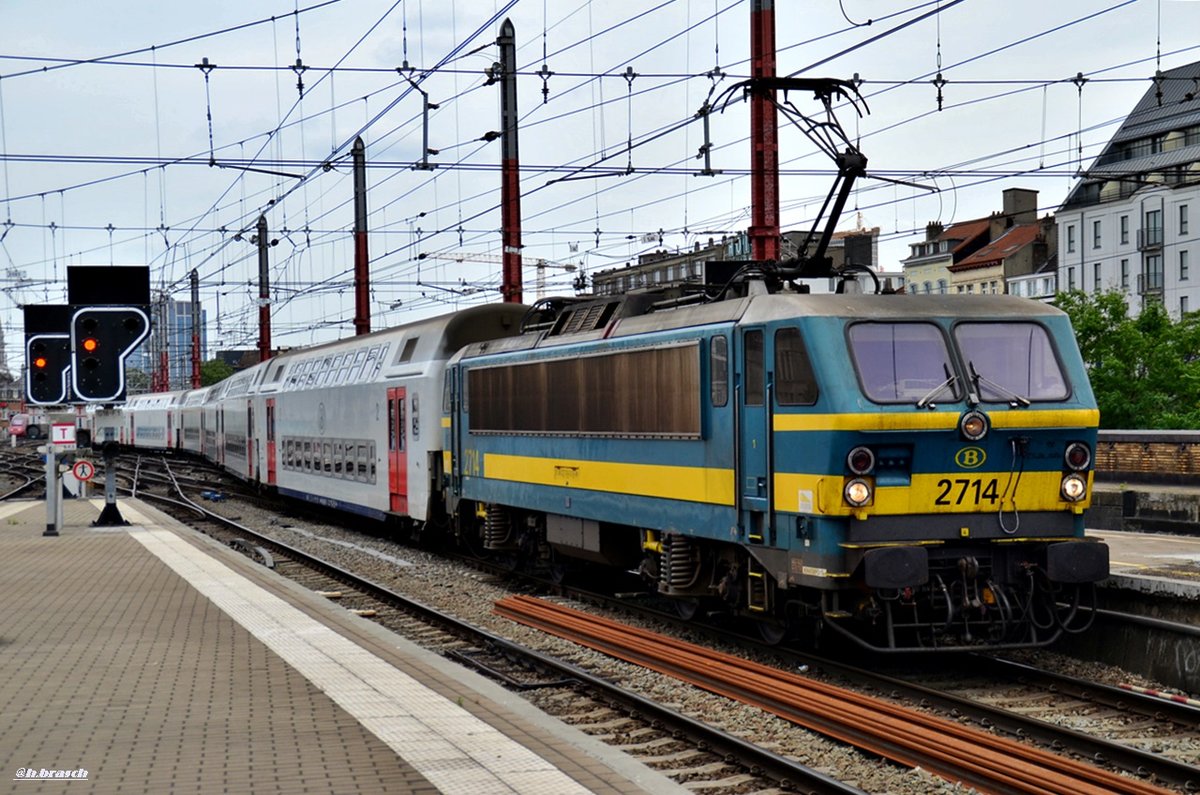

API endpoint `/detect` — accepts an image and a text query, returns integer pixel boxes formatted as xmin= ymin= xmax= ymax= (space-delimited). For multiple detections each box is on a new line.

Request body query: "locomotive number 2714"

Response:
xmin=934 ymin=477 xmax=1000 ymax=506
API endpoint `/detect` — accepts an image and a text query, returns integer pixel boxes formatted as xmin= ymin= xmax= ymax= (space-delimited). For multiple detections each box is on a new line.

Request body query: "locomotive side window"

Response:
xmin=468 ymin=343 xmax=700 ymax=437
xmin=710 ymin=336 xmax=729 ymax=408
xmin=744 ymin=330 xmax=764 ymax=406
xmin=954 ymin=322 xmax=1069 ymax=402
xmin=774 ymin=328 xmax=819 ymax=405
xmin=849 ymin=322 xmax=959 ymax=404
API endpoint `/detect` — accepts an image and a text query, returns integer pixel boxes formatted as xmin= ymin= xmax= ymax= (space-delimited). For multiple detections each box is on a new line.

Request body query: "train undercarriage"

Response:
xmin=458 ymin=502 xmax=1101 ymax=652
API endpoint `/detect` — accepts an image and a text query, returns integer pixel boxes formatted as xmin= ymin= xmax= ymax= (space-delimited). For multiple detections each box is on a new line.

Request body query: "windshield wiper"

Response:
xmin=967 ymin=360 xmax=1031 ymax=407
xmin=916 ymin=363 xmax=959 ymax=409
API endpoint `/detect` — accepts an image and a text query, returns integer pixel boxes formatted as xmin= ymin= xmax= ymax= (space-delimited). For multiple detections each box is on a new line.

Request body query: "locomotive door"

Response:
xmin=167 ymin=410 xmax=174 ymax=449
xmin=388 ymin=387 xmax=408 ymax=513
xmin=738 ymin=328 xmax=770 ymax=540
xmin=265 ymin=398 xmax=277 ymax=486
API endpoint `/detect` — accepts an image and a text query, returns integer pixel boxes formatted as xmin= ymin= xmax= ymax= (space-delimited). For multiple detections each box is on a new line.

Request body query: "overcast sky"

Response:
xmin=2 ymin=0 xmax=1199 ymax=375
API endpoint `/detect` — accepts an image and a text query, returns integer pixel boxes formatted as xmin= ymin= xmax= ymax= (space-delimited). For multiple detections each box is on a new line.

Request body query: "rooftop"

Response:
xmin=949 ymin=224 xmax=1044 ymax=273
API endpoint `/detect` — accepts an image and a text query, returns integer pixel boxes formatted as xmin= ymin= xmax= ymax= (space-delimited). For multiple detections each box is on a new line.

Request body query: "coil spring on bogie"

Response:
xmin=483 ymin=505 xmax=513 ymax=549
xmin=660 ymin=533 xmax=702 ymax=593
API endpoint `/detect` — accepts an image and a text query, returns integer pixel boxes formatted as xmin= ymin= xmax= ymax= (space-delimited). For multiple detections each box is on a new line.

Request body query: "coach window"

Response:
xmin=443 ymin=369 xmax=454 ymax=414
xmin=368 ymin=443 xmax=377 ymax=483
xmin=349 ymin=350 xmax=368 ymax=382
xmin=848 ymin=322 xmax=959 ymax=404
xmin=397 ymin=337 xmax=419 ymax=364
xmin=744 ymin=330 xmax=764 ymax=406
xmin=372 ymin=344 xmax=390 ymax=378
xmin=333 ymin=442 xmax=344 ymax=475
xmin=774 ymin=328 xmax=818 ymax=405
xmin=302 ymin=441 xmax=312 ymax=471
xmin=363 ymin=346 xmax=380 ymax=381
xmin=710 ymin=336 xmax=729 ymax=407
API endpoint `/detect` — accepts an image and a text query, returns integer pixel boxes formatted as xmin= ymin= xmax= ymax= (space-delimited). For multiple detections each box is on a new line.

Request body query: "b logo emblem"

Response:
xmin=956 ymin=447 xmax=986 ymax=469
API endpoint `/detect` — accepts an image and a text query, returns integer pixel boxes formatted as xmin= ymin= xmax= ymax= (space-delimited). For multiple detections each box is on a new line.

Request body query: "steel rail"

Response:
xmin=495 ymin=594 xmax=1174 ymax=795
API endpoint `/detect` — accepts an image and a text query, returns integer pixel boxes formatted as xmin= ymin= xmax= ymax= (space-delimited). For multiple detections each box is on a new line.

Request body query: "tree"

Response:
xmin=200 ymin=358 xmax=235 ymax=386
xmin=1055 ymin=290 xmax=1200 ymax=429
xmin=125 ymin=367 xmax=151 ymax=394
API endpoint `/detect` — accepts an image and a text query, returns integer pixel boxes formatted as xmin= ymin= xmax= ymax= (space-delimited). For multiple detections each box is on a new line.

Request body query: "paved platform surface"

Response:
xmin=1089 ymin=526 xmax=1200 ymax=599
xmin=0 ymin=497 xmax=685 ymax=794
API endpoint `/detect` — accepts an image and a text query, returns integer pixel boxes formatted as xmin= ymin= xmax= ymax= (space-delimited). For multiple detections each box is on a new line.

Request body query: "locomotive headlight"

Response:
xmin=1064 ymin=442 xmax=1091 ymax=471
xmin=959 ymin=409 xmax=989 ymax=441
xmin=846 ymin=446 xmax=876 ymax=475
xmin=1061 ymin=473 xmax=1088 ymax=502
xmin=844 ymin=478 xmax=873 ymax=507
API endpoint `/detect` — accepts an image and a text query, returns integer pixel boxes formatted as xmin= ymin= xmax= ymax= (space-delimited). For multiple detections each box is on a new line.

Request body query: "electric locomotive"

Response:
xmin=444 ymin=283 xmax=1107 ymax=651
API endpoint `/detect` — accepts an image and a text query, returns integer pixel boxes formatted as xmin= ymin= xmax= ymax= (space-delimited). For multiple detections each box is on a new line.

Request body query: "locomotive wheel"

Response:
xmin=546 ymin=549 xmax=572 ymax=585
xmin=755 ymin=617 xmax=788 ymax=645
xmin=672 ymin=597 xmax=701 ymax=621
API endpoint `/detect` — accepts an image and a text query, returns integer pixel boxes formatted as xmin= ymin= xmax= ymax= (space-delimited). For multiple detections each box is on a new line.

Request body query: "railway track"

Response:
xmin=496 ymin=595 xmax=1178 ymax=795
xmin=129 ymin=455 xmax=860 ymax=795
xmin=5 ymin=447 xmax=1198 ymax=792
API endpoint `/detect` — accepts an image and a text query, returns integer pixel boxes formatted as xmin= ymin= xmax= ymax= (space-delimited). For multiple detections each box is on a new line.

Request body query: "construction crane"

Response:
xmin=416 ymin=251 xmax=583 ymax=300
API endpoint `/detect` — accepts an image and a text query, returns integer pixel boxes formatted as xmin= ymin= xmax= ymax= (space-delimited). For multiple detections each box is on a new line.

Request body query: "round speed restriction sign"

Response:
xmin=72 ymin=460 xmax=96 ymax=482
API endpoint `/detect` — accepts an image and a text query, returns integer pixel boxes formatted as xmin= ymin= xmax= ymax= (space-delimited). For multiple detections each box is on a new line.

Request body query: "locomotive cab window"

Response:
xmin=954 ymin=322 xmax=1069 ymax=402
xmin=848 ymin=322 xmax=960 ymax=404
xmin=774 ymin=328 xmax=818 ymax=405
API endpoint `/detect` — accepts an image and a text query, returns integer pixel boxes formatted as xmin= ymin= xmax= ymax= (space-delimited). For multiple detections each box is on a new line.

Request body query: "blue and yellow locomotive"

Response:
xmin=444 ymin=287 xmax=1107 ymax=651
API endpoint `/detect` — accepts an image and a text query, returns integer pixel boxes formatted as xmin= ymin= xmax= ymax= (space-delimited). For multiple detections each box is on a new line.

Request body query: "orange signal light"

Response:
xmin=82 ymin=338 xmax=99 ymax=353
xmin=33 ymin=357 xmax=48 ymax=369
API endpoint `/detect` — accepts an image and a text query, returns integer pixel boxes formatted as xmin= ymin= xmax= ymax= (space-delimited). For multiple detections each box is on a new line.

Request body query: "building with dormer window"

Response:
xmin=1056 ymin=60 xmax=1200 ymax=317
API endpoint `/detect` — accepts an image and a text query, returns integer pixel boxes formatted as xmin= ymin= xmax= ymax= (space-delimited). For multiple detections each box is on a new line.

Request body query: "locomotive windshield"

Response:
xmin=848 ymin=322 xmax=961 ymax=403
xmin=954 ymin=322 xmax=1069 ymax=402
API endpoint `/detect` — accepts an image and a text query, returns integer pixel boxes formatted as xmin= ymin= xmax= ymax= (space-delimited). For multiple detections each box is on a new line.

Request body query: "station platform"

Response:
xmin=0 ymin=497 xmax=685 ymax=795
xmin=1088 ymin=526 xmax=1200 ymax=599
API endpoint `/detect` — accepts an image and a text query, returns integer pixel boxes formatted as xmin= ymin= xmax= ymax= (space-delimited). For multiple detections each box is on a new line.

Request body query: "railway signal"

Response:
xmin=71 ymin=306 xmax=150 ymax=402
xmin=25 ymin=333 xmax=72 ymax=405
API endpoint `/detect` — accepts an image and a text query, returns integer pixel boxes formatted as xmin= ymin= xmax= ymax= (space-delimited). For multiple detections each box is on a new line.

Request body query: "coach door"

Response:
xmin=247 ymin=401 xmax=255 ymax=482
xmin=388 ymin=387 xmax=408 ymax=513
xmin=266 ymin=398 xmax=277 ymax=485
xmin=737 ymin=328 xmax=770 ymax=541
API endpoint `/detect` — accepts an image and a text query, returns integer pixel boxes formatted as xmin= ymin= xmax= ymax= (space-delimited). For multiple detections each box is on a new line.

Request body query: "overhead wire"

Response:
xmin=2 ymin=0 xmax=1188 ymax=346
